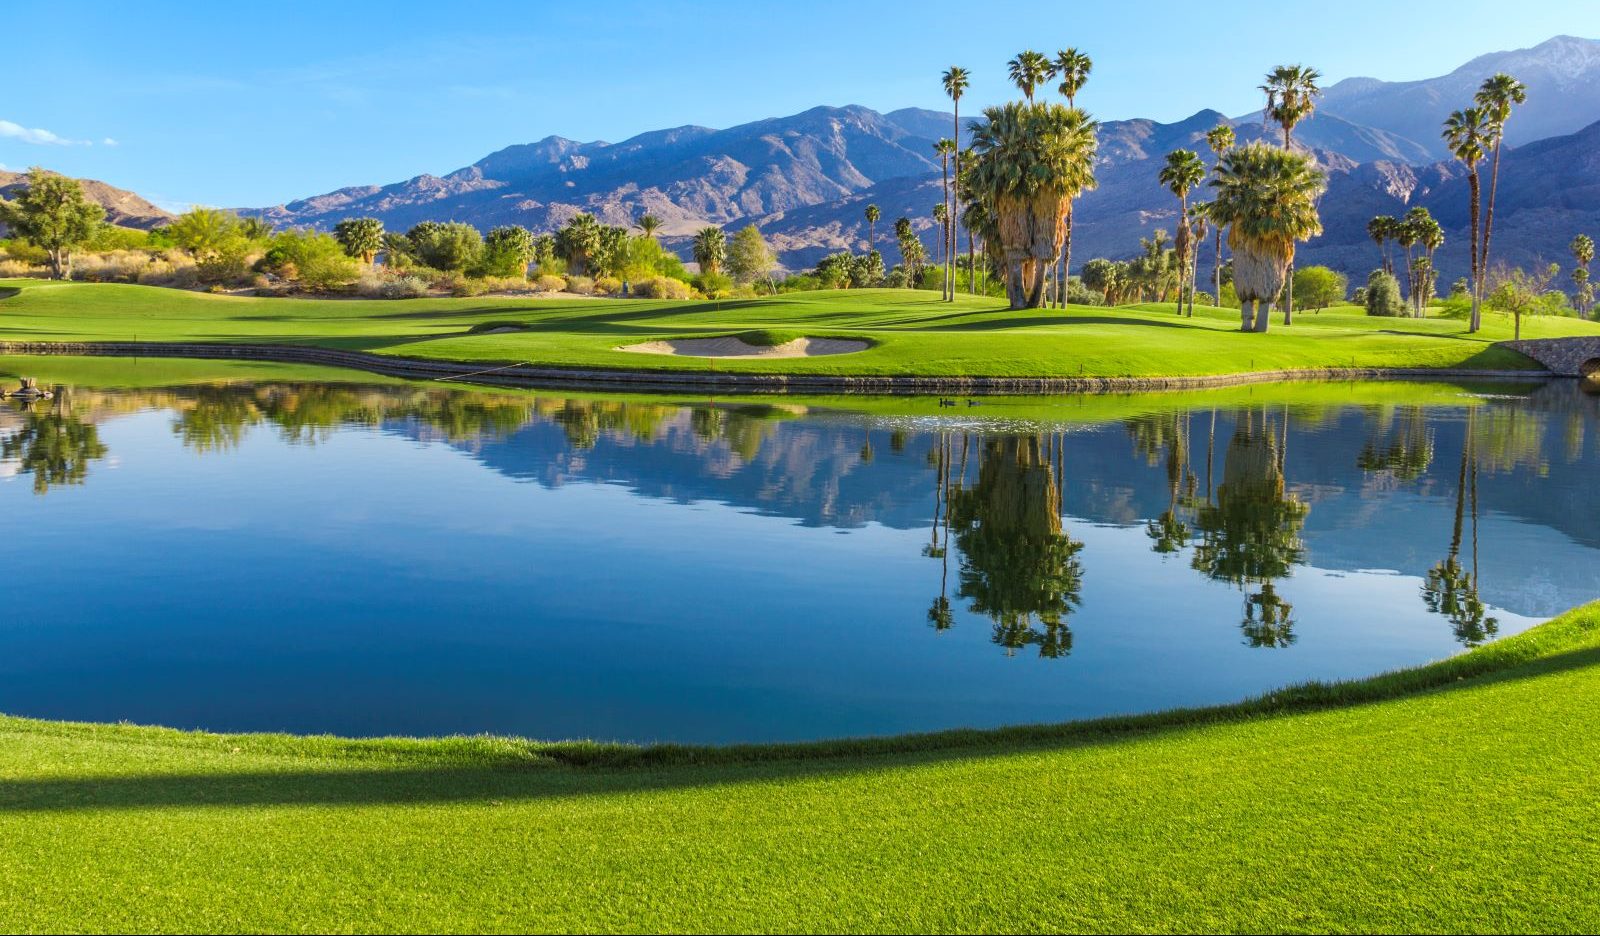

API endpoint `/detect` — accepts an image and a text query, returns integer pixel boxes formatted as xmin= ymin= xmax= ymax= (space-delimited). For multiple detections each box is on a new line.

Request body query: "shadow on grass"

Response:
xmin=922 ymin=315 xmax=1200 ymax=333
xmin=5 ymin=639 xmax=1598 ymax=814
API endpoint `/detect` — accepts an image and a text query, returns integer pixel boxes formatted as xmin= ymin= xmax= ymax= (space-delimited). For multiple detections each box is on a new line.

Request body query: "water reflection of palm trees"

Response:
xmin=1357 ymin=406 xmax=1435 ymax=481
xmin=1190 ymin=408 xmax=1309 ymax=648
xmin=939 ymin=433 xmax=1084 ymax=658
xmin=1423 ymin=410 xmax=1498 ymax=646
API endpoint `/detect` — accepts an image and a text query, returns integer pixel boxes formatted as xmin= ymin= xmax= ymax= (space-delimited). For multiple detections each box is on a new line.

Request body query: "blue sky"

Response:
xmin=3 ymin=1 xmax=1583 ymax=210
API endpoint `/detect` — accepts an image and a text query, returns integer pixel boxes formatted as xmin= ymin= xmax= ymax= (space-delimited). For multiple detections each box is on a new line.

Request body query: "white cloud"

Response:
xmin=0 ymin=119 xmax=86 ymax=145
xmin=102 ymin=137 xmax=119 ymax=147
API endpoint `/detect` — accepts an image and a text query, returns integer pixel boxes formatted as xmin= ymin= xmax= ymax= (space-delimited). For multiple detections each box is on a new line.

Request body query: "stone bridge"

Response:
xmin=1503 ymin=337 xmax=1600 ymax=377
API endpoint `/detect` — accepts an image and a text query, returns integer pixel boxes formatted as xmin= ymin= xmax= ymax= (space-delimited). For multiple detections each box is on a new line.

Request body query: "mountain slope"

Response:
xmin=1320 ymin=35 xmax=1600 ymax=159
xmin=0 ymin=170 xmax=172 ymax=230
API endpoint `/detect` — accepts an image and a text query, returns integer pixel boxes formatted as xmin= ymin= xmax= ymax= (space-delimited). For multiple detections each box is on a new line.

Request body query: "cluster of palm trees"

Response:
xmin=1442 ymin=73 xmax=1528 ymax=332
xmin=1571 ymin=234 xmax=1595 ymax=317
xmin=951 ymin=48 xmax=1098 ymax=310
xmin=1366 ymin=207 xmax=1445 ymax=316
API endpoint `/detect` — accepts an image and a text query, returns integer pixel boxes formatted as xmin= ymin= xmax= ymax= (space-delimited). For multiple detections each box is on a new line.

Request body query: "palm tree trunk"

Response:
xmin=1061 ymin=209 xmax=1075 ymax=309
xmin=1214 ymin=229 xmax=1223 ymax=309
xmin=1467 ymin=170 xmax=1482 ymax=333
xmin=1254 ymin=299 xmax=1272 ymax=332
xmin=1480 ymin=140 xmax=1505 ymax=322
xmin=1240 ymin=298 xmax=1254 ymax=331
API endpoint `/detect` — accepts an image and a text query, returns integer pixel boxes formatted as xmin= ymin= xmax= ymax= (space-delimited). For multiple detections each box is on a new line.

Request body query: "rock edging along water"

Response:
xmin=0 ymin=340 xmax=1553 ymax=394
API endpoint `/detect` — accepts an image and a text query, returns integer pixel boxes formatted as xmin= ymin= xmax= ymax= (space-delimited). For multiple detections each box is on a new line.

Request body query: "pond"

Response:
xmin=3 ymin=365 xmax=1598 ymax=744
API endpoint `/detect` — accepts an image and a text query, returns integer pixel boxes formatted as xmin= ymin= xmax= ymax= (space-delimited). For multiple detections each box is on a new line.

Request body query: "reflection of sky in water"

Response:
xmin=1 ymin=383 xmax=1596 ymax=744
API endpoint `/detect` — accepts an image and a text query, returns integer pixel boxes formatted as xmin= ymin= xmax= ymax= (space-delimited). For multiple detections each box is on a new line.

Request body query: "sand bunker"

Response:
xmin=619 ymin=336 xmax=869 ymax=359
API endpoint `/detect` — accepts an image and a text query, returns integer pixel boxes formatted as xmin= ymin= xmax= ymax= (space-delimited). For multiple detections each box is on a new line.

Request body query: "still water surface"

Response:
xmin=3 ymin=376 xmax=1597 ymax=743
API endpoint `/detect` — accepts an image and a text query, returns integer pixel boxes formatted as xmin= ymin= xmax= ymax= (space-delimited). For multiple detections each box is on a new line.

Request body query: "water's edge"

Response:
xmin=0 ymin=340 xmax=1556 ymax=395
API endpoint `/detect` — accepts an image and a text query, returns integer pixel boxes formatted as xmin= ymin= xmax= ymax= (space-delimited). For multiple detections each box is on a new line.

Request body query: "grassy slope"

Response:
xmin=2 ymin=604 xmax=1598 ymax=933
xmin=6 ymin=280 xmax=1599 ymax=378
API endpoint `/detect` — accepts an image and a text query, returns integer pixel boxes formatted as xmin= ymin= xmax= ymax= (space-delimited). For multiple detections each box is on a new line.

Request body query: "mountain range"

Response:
xmin=26 ymin=35 xmax=1600 ymax=285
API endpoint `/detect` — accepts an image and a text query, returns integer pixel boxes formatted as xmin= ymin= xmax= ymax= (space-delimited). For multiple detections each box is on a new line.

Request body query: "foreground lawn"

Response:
xmin=2 ymin=604 xmax=1598 ymax=933
xmin=5 ymin=280 xmax=1598 ymax=378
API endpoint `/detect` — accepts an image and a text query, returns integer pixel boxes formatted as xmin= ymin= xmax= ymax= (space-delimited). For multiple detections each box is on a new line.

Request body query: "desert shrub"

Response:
xmin=1 ymin=239 xmax=50 ymax=264
xmin=1364 ymin=270 xmax=1406 ymax=317
xmin=532 ymin=274 xmax=566 ymax=293
xmin=356 ymin=271 xmax=431 ymax=299
xmin=72 ymin=250 xmax=153 ymax=283
xmin=633 ymin=276 xmax=691 ymax=299
xmin=197 ymin=243 xmax=254 ymax=285
xmin=0 ymin=258 xmax=41 ymax=277
xmin=778 ymin=274 xmax=821 ymax=293
xmin=594 ymin=275 xmax=623 ymax=295
xmin=564 ymin=275 xmax=595 ymax=295
xmin=450 ymin=278 xmax=489 ymax=297
xmin=136 ymin=255 xmax=199 ymax=288
xmin=260 ymin=230 xmax=357 ymax=292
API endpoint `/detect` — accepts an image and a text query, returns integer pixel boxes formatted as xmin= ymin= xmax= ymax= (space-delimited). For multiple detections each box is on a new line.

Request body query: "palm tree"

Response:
xmin=1159 ymin=149 xmax=1207 ymax=316
xmin=934 ymin=137 xmax=957 ymax=299
xmin=864 ymin=203 xmax=881 ymax=256
xmin=1260 ymin=65 xmax=1322 ymax=326
xmin=1571 ymin=233 xmax=1595 ymax=317
xmin=1367 ymin=215 xmax=1397 ymax=274
xmin=942 ymin=66 xmax=970 ymax=297
xmin=1204 ymin=124 xmax=1235 ymax=304
xmin=966 ymin=101 xmax=1098 ymax=309
xmin=1187 ymin=200 xmax=1212 ymax=316
xmin=1053 ymin=48 xmax=1092 ymax=107
xmin=634 ymin=214 xmax=662 ymax=239
xmin=1395 ymin=212 xmax=1419 ymax=312
xmin=1006 ymin=51 xmax=1054 ymax=104
xmin=1475 ymin=73 xmax=1528 ymax=328
xmin=1409 ymin=208 xmax=1444 ymax=316
xmin=1208 ymin=142 xmax=1325 ymax=333
xmin=691 ymin=226 xmax=726 ymax=276
xmin=1443 ymin=107 xmax=1490 ymax=331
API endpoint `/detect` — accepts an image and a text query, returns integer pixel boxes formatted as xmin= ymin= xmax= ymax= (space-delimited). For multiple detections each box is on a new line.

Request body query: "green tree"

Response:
xmin=260 ymin=230 xmax=360 ymax=291
xmin=1363 ymin=269 xmax=1405 ymax=317
xmin=333 ymin=217 xmax=384 ymax=265
xmin=1208 ymin=142 xmax=1325 ymax=333
xmin=691 ymin=226 xmax=726 ymax=277
xmin=0 ymin=168 xmax=104 ymax=279
xmin=1487 ymin=262 xmax=1561 ymax=340
xmin=480 ymin=225 xmax=537 ymax=278
xmin=1080 ymin=257 xmax=1124 ymax=305
xmin=814 ymin=252 xmax=853 ymax=289
xmin=1292 ymin=265 xmax=1347 ymax=311
xmin=1158 ymin=149 xmax=1206 ymax=316
xmin=1475 ymin=72 xmax=1528 ymax=332
xmin=848 ymin=250 xmax=884 ymax=288
xmin=966 ymin=101 xmax=1098 ymax=309
xmin=726 ymin=225 xmax=775 ymax=285
xmin=942 ymin=66 xmax=970 ymax=295
xmin=407 ymin=221 xmax=482 ymax=272
xmin=1006 ymin=50 xmax=1054 ymax=104
xmin=166 ymin=207 xmax=245 ymax=263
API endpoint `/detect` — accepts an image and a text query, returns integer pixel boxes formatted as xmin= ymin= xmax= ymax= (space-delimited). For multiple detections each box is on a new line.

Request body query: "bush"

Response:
xmin=0 ymin=258 xmax=41 ymax=277
xmin=594 ymin=275 xmax=623 ymax=295
xmin=1364 ymin=270 xmax=1406 ymax=317
xmin=564 ymin=275 xmax=595 ymax=295
xmin=408 ymin=221 xmax=483 ymax=272
xmin=71 ymin=250 xmax=153 ymax=283
xmin=356 ymin=271 xmax=431 ymax=299
xmin=633 ymin=276 xmax=691 ymax=299
xmin=534 ymin=274 xmax=566 ymax=293
xmin=136 ymin=255 xmax=199 ymax=288
xmin=261 ymin=230 xmax=358 ymax=292
xmin=693 ymin=271 xmax=733 ymax=298
xmin=1 ymin=239 xmax=49 ymax=264
xmin=450 ymin=278 xmax=489 ymax=298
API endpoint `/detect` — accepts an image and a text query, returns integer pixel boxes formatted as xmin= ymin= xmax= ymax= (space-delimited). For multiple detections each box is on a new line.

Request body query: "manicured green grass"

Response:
xmin=6 ymin=280 xmax=1598 ymax=378
xmin=2 ymin=604 xmax=1598 ymax=932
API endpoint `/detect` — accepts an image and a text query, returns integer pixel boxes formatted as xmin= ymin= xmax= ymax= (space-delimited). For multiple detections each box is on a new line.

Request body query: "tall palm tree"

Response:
xmin=634 ymin=214 xmax=662 ymax=239
xmin=1204 ymin=123 xmax=1235 ymax=304
xmin=1261 ymin=65 xmax=1322 ymax=326
xmin=691 ymin=226 xmax=726 ymax=276
xmin=864 ymin=203 xmax=881 ymax=256
xmin=1053 ymin=48 xmax=1092 ymax=107
xmin=1571 ymin=233 xmax=1595 ymax=317
xmin=1367 ymin=215 xmax=1397 ymax=275
xmin=1208 ymin=142 xmax=1325 ymax=333
xmin=934 ymin=137 xmax=957 ymax=299
xmin=1475 ymin=72 xmax=1527 ymax=327
xmin=1409 ymin=208 xmax=1444 ymax=316
xmin=1159 ymin=149 xmax=1207 ymax=316
xmin=943 ymin=66 xmax=970 ymax=297
xmin=1187 ymin=200 xmax=1212 ymax=316
xmin=966 ymin=101 xmax=1098 ymax=309
xmin=1394 ymin=211 xmax=1419 ymax=312
xmin=1006 ymin=51 xmax=1054 ymax=104
xmin=1442 ymin=107 xmax=1490 ymax=330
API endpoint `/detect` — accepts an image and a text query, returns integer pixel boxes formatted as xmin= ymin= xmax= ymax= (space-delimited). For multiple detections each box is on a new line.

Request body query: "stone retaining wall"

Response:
xmin=1504 ymin=337 xmax=1600 ymax=377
